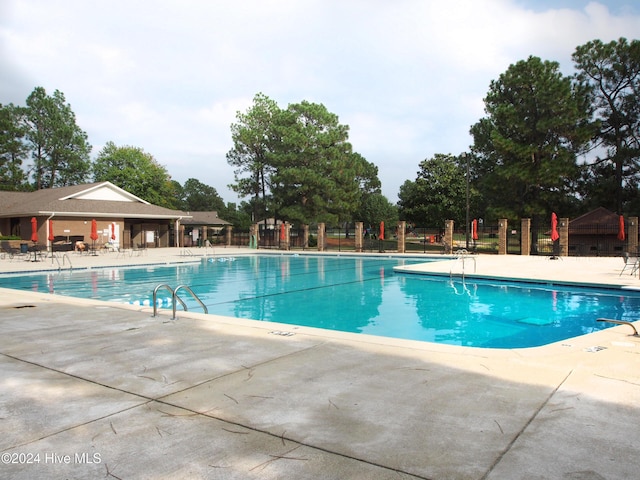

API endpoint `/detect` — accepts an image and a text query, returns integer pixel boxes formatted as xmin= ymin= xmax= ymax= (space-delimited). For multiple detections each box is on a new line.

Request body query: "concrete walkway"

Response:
xmin=1 ymin=248 xmax=639 ymax=479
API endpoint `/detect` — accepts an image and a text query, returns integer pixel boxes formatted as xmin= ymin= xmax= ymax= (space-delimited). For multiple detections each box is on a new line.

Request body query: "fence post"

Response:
xmin=355 ymin=222 xmax=363 ymax=252
xmin=250 ymin=224 xmax=259 ymax=249
xmin=283 ymin=222 xmax=290 ymax=250
xmin=520 ymin=218 xmax=531 ymax=256
xmin=225 ymin=226 xmax=232 ymax=247
xmin=444 ymin=220 xmax=454 ymax=254
xmin=317 ymin=223 xmax=325 ymax=252
xmin=498 ymin=219 xmax=508 ymax=255
xmin=559 ymin=217 xmax=569 ymax=257
xmin=628 ymin=217 xmax=639 ymax=254
xmin=397 ymin=221 xmax=406 ymax=253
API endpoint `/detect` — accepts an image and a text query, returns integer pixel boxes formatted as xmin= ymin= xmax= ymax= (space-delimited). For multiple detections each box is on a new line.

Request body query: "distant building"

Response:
xmin=568 ymin=207 xmax=626 ymax=256
xmin=180 ymin=212 xmax=232 ymax=247
xmin=0 ymin=182 xmax=191 ymax=249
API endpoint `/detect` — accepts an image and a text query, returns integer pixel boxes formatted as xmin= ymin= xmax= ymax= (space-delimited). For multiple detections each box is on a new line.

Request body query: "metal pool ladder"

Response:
xmin=449 ymin=249 xmax=476 ymax=279
xmin=51 ymin=252 xmax=73 ymax=270
xmin=152 ymin=284 xmax=208 ymax=320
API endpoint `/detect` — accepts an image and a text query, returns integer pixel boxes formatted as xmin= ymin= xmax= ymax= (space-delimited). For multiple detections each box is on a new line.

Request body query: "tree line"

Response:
xmin=0 ymin=89 xmax=244 ymax=225
xmin=225 ymin=93 xmax=397 ymax=229
xmin=400 ymin=38 xmax=640 ymax=233
xmin=1 ymin=37 xmax=638 ymax=233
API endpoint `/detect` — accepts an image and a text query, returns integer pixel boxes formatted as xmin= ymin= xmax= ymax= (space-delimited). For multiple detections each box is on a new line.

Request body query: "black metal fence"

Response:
xmin=404 ymin=228 xmax=446 ymax=254
xmin=393 ymin=222 xmax=634 ymax=257
xmin=227 ymin=221 xmax=636 ymax=257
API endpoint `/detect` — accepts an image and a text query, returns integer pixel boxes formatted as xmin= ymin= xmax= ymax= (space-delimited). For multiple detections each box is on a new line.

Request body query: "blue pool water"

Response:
xmin=2 ymin=254 xmax=639 ymax=348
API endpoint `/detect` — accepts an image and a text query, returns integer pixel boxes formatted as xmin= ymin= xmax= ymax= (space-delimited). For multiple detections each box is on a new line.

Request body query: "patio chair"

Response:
xmin=1 ymin=242 xmax=26 ymax=262
xmin=619 ymin=251 xmax=639 ymax=276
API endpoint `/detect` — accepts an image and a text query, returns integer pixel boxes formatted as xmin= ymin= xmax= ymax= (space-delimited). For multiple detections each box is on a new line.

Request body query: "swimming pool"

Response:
xmin=2 ymin=254 xmax=639 ymax=348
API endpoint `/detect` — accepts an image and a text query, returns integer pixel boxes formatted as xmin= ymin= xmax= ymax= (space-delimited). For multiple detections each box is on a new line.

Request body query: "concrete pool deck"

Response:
xmin=0 ymin=248 xmax=639 ymax=479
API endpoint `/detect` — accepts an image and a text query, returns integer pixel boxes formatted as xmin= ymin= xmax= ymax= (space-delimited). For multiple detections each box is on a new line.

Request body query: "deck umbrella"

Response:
xmin=379 ymin=221 xmax=384 ymax=241
xmin=280 ymin=223 xmax=285 ymax=241
xmin=550 ymin=213 xmax=560 ymax=260
xmin=617 ymin=215 xmax=625 ymax=241
xmin=550 ymin=213 xmax=559 ymax=242
xmin=472 ymin=219 xmax=478 ymax=241
xmin=30 ymin=217 xmax=38 ymax=243
xmin=90 ymin=219 xmax=99 ymax=241
xmin=48 ymin=220 xmax=55 ymax=261
xmin=111 ymin=223 xmax=116 ymax=241
xmin=48 ymin=220 xmax=55 ymax=242
xmin=90 ymin=219 xmax=99 ymax=252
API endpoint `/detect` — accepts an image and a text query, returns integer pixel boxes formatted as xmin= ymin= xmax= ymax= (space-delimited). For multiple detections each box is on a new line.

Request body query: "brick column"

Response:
xmin=397 ymin=221 xmax=406 ymax=253
xmin=520 ymin=218 xmax=531 ymax=256
xmin=225 ymin=226 xmax=232 ymax=246
xmin=559 ymin=217 xmax=569 ymax=257
xmin=302 ymin=224 xmax=309 ymax=250
xmin=355 ymin=222 xmax=363 ymax=252
xmin=317 ymin=223 xmax=325 ymax=251
xmin=281 ymin=222 xmax=290 ymax=250
xmin=498 ymin=218 xmax=508 ymax=255
xmin=444 ymin=220 xmax=454 ymax=254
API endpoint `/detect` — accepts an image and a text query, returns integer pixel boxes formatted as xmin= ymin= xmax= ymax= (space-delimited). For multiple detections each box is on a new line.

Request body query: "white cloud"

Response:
xmin=1 ymin=0 xmax=639 ymax=204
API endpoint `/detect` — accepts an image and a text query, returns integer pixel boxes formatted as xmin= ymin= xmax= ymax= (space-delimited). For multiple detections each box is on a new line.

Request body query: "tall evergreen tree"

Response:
xmin=226 ymin=93 xmax=280 ymax=224
xmin=573 ymin=38 xmax=640 ymax=214
xmin=398 ymin=154 xmax=468 ymax=226
xmin=0 ymin=103 xmax=28 ymax=190
xmin=227 ymin=94 xmax=380 ymax=226
xmin=270 ymin=101 xmax=365 ymax=225
xmin=470 ymin=56 xmax=592 ymax=251
xmin=24 ymin=87 xmax=91 ymax=189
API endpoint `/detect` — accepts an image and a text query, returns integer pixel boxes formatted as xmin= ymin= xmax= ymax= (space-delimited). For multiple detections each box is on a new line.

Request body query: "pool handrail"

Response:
xmin=51 ymin=252 xmax=73 ymax=271
xmin=173 ymin=284 xmax=208 ymax=319
xmin=450 ymin=249 xmax=476 ymax=278
xmin=152 ymin=284 xmax=187 ymax=318
xmin=597 ymin=318 xmax=639 ymax=336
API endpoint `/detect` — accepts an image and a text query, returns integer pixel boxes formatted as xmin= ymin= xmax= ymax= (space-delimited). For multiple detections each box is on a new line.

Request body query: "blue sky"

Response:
xmin=1 ymin=1 xmax=639 ymax=204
